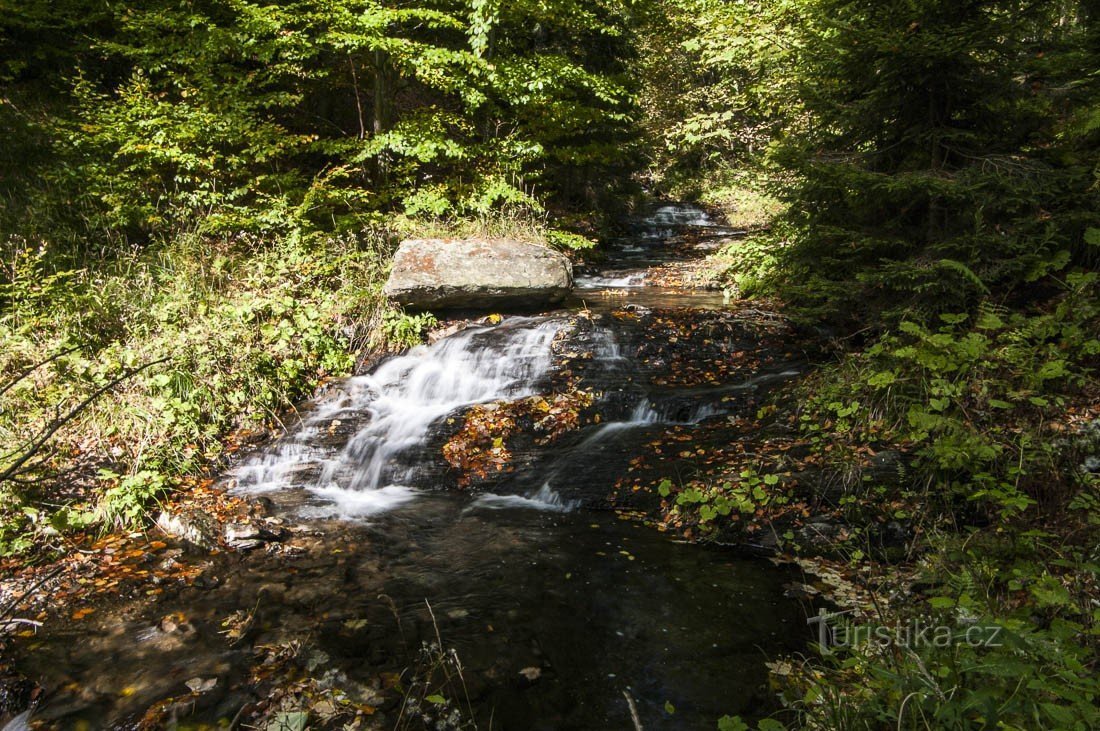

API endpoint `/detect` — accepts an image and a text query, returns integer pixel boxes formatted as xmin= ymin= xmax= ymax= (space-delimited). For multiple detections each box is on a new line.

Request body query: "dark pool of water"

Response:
xmin=18 ymin=488 xmax=808 ymax=729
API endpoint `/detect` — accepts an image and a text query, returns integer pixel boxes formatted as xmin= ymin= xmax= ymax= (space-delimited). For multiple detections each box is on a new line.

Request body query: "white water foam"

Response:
xmin=575 ymin=272 xmax=647 ymax=289
xmin=234 ymin=317 xmax=563 ymax=518
xmin=646 ymin=204 xmax=714 ymax=228
xmin=470 ymin=483 xmax=578 ymax=512
xmin=301 ymin=484 xmax=419 ymax=518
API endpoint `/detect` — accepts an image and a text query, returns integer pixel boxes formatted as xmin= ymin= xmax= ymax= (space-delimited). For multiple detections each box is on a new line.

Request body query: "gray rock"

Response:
xmin=223 ymin=523 xmax=264 ymax=551
xmin=798 ymin=520 xmax=840 ymax=549
xmin=155 ymin=508 xmax=219 ymax=550
xmin=866 ymin=449 xmax=906 ymax=484
xmin=383 ymin=238 xmax=572 ymax=310
xmin=223 ymin=521 xmax=287 ymax=551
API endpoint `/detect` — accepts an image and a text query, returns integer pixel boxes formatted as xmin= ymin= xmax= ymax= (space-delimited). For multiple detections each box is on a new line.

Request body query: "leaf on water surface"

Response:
xmin=306 ymin=649 xmax=330 ymax=672
xmin=185 ymin=676 xmax=217 ymax=693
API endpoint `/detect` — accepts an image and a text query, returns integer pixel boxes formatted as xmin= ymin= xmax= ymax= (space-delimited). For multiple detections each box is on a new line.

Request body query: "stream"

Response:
xmin=10 ymin=204 xmax=811 ymax=730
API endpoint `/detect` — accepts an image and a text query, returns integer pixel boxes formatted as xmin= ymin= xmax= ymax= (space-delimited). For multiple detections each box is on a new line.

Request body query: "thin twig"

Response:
xmin=227 ymin=699 xmax=250 ymax=730
xmin=622 ymin=689 xmax=644 ymax=731
xmin=0 ymin=357 xmax=170 ymax=484
xmin=0 ymin=345 xmax=81 ymax=400
xmin=0 ymin=564 xmax=64 ymax=622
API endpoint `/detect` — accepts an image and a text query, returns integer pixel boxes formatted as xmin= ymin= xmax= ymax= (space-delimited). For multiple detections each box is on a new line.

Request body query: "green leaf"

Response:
xmin=1031 ymin=576 xmax=1074 ymax=609
xmin=1035 ymin=360 xmax=1068 ymax=382
xmin=937 ymin=260 xmax=989 ymax=293
xmin=976 ymin=311 xmax=1005 ymax=330
xmin=1084 ymin=228 xmax=1100 ymax=246
xmin=866 ymin=370 xmax=897 ymax=388
xmin=717 ymin=716 xmax=750 ymax=731
xmin=426 ymin=694 xmax=447 ymax=705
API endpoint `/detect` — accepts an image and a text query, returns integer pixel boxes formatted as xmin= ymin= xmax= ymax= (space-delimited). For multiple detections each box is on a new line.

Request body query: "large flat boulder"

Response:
xmin=383 ymin=238 xmax=573 ymax=310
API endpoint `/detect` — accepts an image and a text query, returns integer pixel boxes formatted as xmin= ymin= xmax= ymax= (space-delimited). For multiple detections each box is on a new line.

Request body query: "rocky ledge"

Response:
xmin=383 ymin=238 xmax=573 ymax=310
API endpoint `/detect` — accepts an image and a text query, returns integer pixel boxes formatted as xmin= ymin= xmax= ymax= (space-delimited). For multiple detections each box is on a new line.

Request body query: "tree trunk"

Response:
xmin=373 ymin=49 xmax=390 ymax=186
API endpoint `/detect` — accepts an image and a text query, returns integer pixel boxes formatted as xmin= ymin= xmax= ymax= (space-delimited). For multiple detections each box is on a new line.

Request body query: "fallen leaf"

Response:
xmin=186 ymin=677 xmax=217 ymax=693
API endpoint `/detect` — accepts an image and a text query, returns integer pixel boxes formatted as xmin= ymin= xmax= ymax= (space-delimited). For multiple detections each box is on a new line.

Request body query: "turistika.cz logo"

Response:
xmin=807 ymin=608 xmax=1004 ymax=654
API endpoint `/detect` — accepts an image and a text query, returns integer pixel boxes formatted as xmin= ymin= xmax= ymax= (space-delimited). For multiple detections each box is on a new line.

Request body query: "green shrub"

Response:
xmin=716 ymin=234 xmax=780 ymax=299
xmin=797 ymin=273 xmax=1099 ymax=521
xmin=381 ymin=308 xmax=438 ymax=350
xmin=794 ymin=608 xmax=1100 ymax=730
xmin=547 ymin=229 xmax=596 ymax=252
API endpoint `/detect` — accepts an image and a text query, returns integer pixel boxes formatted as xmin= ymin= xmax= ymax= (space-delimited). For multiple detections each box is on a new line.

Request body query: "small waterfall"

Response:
xmin=591 ymin=328 xmax=626 ymax=361
xmin=574 ymin=272 xmax=647 ymax=289
xmin=646 ymin=204 xmax=714 ymax=228
xmin=2 ymin=712 xmax=31 ymax=731
xmin=468 ymin=393 xmax=664 ymax=512
xmin=571 ymin=399 xmax=659 ymax=446
xmin=235 ymin=317 xmax=563 ymax=516
xmin=629 ymin=400 xmax=660 ymax=423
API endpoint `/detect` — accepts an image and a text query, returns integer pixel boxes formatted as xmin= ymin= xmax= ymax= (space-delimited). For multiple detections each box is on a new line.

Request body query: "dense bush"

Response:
xmin=0 ymin=230 xmax=391 ymax=553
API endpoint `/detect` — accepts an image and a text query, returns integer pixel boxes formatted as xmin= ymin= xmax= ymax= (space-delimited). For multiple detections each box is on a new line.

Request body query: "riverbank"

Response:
xmin=658 ymin=186 xmax=1100 ymax=730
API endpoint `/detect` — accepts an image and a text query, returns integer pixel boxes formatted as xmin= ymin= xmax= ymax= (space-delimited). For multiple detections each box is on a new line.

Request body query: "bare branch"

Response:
xmin=0 ymin=345 xmax=81 ymax=400
xmin=0 ymin=357 xmax=170 ymax=485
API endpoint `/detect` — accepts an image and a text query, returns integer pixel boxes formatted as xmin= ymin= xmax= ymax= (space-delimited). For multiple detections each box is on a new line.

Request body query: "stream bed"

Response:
xmin=9 ymin=204 xmax=812 ymax=730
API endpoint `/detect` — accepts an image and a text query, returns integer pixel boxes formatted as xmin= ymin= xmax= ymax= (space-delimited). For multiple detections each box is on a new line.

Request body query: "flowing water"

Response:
xmin=234 ymin=318 xmax=565 ymax=516
xmin=10 ymin=204 xmax=810 ymax=730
